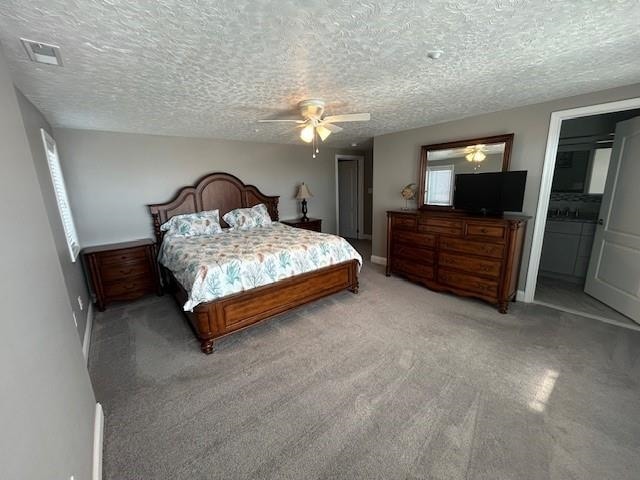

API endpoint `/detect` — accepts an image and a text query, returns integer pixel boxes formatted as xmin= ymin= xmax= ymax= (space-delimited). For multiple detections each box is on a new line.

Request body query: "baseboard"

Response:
xmin=93 ymin=403 xmax=104 ymax=480
xmin=82 ymin=303 xmax=94 ymax=364
xmin=359 ymin=234 xmax=372 ymax=240
xmin=516 ymin=289 xmax=527 ymax=302
xmin=370 ymin=255 xmax=387 ymax=266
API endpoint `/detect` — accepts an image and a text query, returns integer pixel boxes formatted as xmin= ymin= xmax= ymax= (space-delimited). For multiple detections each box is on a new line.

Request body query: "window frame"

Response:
xmin=426 ymin=164 xmax=455 ymax=206
xmin=41 ymin=129 xmax=80 ymax=262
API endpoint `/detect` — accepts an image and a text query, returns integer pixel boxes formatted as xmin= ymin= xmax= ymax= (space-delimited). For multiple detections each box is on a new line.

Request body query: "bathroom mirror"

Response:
xmin=551 ymin=147 xmax=612 ymax=194
xmin=418 ymin=133 xmax=514 ymax=208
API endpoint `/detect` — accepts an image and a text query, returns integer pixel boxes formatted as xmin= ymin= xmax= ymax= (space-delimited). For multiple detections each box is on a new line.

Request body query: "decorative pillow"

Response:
xmin=160 ymin=210 xmax=223 ymax=237
xmin=223 ymin=203 xmax=272 ymax=230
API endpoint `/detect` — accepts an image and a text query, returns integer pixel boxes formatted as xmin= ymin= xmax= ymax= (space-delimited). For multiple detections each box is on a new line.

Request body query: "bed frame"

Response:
xmin=148 ymin=172 xmax=359 ymax=354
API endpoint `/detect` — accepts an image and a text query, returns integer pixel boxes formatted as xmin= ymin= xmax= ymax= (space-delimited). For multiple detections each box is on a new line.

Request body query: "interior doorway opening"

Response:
xmin=526 ymin=102 xmax=640 ymax=329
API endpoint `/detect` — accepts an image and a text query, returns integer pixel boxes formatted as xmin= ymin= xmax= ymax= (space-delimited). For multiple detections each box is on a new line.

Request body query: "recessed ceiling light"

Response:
xmin=21 ymin=38 xmax=63 ymax=66
xmin=427 ymin=50 xmax=443 ymax=60
xmin=351 ymin=142 xmax=358 ymax=147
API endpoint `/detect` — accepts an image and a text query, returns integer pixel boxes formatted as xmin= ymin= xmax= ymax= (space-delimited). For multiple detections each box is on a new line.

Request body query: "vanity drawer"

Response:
xmin=393 ymin=230 xmax=436 ymax=248
xmin=392 ymin=215 xmax=417 ymax=230
xmin=439 ymin=252 xmax=502 ymax=278
xmin=465 ymin=223 xmax=506 ymax=239
xmin=438 ymin=268 xmax=499 ymax=297
xmin=440 ymin=236 xmax=505 ymax=259
xmin=392 ymin=244 xmax=435 ymax=264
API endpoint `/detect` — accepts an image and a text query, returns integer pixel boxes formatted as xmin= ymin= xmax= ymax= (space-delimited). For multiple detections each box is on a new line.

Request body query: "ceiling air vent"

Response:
xmin=20 ymin=38 xmax=63 ymax=66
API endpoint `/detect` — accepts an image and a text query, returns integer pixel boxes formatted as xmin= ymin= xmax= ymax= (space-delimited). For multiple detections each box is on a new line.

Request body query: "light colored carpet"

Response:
xmin=90 ymin=261 xmax=640 ymax=480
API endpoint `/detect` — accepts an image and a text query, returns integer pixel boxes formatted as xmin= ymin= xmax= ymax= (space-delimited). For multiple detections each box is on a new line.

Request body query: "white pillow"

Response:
xmin=223 ymin=204 xmax=272 ymax=230
xmin=160 ymin=210 xmax=223 ymax=237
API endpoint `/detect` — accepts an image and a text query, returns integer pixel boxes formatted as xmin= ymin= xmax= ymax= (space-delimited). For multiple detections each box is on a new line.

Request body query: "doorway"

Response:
xmin=524 ymin=98 xmax=640 ymax=329
xmin=335 ymin=155 xmax=364 ymax=240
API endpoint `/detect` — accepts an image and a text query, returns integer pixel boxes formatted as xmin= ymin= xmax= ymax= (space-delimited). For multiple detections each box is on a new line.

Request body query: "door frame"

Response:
xmin=335 ymin=154 xmax=365 ymax=238
xmin=523 ymin=97 xmax=640 ymax=303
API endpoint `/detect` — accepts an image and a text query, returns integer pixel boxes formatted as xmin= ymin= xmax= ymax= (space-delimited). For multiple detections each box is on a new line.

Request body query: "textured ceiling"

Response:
xmin=0 ymin=0 xmax=639 ymax=148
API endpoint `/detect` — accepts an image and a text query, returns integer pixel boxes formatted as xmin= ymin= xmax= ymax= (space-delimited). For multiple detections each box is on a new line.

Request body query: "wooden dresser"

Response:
xmin=83 ymin=239 xmax=161 ymax=311
xmin=281 ymin=217 xmax=322 ymax=232
xmin=386 ymin=210 xmax=527 ymax=313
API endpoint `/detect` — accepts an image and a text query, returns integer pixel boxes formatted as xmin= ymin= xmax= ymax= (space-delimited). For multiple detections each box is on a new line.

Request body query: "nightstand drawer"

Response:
xmin=101 ymin=261 xmax=151 ymax=283
xmin=99 ymin=248 xmax=147 ymax=266
xmin=281 ymin=218 xmax=322 ymax=232
xmin=103 ymin=275 xmax=155 ymax=300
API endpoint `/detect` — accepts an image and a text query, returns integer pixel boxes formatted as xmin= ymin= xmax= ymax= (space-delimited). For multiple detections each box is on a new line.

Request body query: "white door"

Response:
xmin=584 ymin=116 xmax=640 ymax=322
xmin=338 ymin=159 xmax=358 ymax=238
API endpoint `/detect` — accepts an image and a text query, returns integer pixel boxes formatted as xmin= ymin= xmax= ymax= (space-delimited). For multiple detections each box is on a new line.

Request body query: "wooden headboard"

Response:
xmin=148 ymin=172 xmax=280 ymax=244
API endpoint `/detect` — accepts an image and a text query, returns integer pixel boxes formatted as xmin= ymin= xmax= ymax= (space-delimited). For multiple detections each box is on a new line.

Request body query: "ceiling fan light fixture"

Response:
xmin=316 ymin=125 xmax=331 ymax=141
xmin=300 ymin=124 xmax=314 ymax=143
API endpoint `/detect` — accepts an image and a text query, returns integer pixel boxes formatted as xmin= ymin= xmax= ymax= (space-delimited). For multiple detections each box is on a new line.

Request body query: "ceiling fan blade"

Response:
xmin=257 ymin=119 xmax=305 ymax=124
xmin=322 ymin=113 xmax=370 ymax=123
xmin=319 ymin=122 xmax=343 ymax=133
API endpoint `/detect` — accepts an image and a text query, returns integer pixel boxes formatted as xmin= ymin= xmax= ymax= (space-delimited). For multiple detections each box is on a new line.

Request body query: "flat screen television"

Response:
xmin=453 ymin=171 xmax=527 ymax=214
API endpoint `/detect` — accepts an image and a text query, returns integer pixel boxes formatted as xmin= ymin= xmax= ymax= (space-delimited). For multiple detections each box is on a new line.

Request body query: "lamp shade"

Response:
xmin=295 ymin=182 xmax=313 ymax=200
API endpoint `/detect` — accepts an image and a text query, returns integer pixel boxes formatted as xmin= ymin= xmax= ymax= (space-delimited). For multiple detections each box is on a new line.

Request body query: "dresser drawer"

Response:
xmin=99 ymin=248 xmax=147 ymax=266
xmin=439 ymin=236 xmax=505 ymax=259
xmin=392 ymin=244 xmax=435 ymax=264
xmin=438 ymin=269 xmax=499 ymax=298
xmin=391 ymin=258 xmax=434 ymax=280
xmin=419 ymin=216 xmax=463 ymax=228
xmin=101 ymin=261 xmax=151 ymax=283
xmin=419 ymin=224 xmax=463 ymax=236
xmin=392 ymin=215 xmax=417 ymax=230
xmin=393 ymin=230 xmax=436 ymax=248
xmin=439 ymin=252 xmax=502 ymax=278
xmin=103 ymin=275 xmax=155 ymax=300
xmin=465 ymin=223 xmax=506 ymax=239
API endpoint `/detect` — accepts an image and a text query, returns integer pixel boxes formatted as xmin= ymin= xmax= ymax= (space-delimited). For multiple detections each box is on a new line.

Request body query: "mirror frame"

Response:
xmin=417 ymin=133 xmax=514 ymax=210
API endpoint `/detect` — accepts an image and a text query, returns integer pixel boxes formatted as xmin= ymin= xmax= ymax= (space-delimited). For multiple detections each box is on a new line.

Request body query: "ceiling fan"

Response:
xmin=258 ymin=99 xmax=370 ymax=157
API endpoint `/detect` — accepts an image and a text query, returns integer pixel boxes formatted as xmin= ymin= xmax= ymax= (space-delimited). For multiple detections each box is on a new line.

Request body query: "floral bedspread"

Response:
xmin=158 ymin=222 xmax=362 ymax=311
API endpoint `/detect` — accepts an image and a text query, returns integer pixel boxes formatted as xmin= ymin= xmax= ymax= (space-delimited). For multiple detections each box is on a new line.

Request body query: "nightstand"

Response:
xmin=82 ymin=239 xmax=161 ymax=311
xmin=281 ymin=218 xmax=322 ymax=232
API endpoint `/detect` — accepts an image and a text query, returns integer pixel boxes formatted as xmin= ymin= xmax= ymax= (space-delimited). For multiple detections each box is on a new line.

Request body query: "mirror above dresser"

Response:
xmin=418 ymin=133 xmax=514 ymax=209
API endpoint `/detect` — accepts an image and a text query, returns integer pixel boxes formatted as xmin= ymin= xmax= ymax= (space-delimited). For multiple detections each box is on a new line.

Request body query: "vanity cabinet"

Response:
xmin=386 ymin=210 xmax=528 ymax=313
xmin=540 ymin=220 xmax=595 ymax=280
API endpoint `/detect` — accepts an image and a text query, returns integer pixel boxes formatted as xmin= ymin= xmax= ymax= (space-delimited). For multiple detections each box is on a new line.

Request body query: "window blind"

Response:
xmin=41 ymin=129 xmax=80 ymax=262
xmin=426 ymin=165 xmax=455 ymax=206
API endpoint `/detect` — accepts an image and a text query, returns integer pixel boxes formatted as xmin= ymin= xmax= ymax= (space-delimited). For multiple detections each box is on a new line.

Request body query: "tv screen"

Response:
xmin=454 ymin=171 xmax=527 ymax=213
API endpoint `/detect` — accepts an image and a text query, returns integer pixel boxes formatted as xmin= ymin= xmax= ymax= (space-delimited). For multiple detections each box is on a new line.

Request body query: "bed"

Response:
xmin=148 ymin=172 xmax=361 ymax=354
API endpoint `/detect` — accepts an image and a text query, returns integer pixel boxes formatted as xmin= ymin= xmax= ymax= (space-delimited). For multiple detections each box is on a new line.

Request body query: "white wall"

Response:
xmin=16 ymin=89 xmax=90 ymax=341
xmin=54 ymin=128 xmax=354 ymax=246
xmin=0 ymin=45 xmax=95 ymax=480
xmin=372 ymin=82 xmax=640 ymax=288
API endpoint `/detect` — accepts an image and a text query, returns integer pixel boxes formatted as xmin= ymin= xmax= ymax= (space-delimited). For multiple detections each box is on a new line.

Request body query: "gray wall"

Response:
xmin=0 ymin=45 xmax=95 ymax=480
xmin=373 ymin=82 xmax=640 ymax=289
xmin=16 ymin=90 xmax=90 ymax=341
xmin=363 ymin=149 xmax=373 ymax=235
xmin=54 ymin=128 xmax=356 ymax=247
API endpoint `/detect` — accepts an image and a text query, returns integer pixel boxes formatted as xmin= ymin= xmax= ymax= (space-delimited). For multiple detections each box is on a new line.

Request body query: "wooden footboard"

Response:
xmin=166 ymin=260 xmax=359 ymax=353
